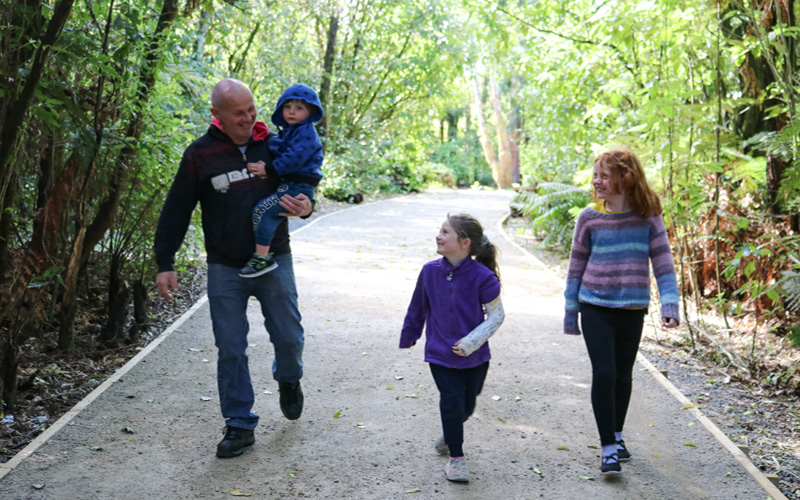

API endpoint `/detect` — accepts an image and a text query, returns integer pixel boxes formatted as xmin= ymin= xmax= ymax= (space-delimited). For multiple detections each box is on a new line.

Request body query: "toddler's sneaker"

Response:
xmin=616 ymin=439 xmax=631 ymax=462
xmin=239 ymin=254 xmax=278 ymax=278
xmin=601 ymin=453 xmax=622 ymax=474
xmin=445 ymin=457 xmax=469 ymax=483
xmin=433 ymin=433 xmax=449 ymax=455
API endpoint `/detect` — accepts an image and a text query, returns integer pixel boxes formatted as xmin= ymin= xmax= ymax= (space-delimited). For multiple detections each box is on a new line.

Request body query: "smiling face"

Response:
xmin=282 ymin=100 xmax=311 ymax=125
xmin=436 ymin=219 xmax=470 ymax=264
xmin=211 ymin=83 xmax=257 ymax=145
xmin=592 ymin=161 xmax=617 ymax=200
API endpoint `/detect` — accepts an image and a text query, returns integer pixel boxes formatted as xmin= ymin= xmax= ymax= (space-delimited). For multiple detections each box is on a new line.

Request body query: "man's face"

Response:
xmin=212 ymin=89 xmax=257 ymax=144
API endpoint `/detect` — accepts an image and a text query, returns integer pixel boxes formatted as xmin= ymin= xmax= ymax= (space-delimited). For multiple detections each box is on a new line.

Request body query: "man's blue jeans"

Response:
xmin=207 ymin=254 xmax=304 ymax=430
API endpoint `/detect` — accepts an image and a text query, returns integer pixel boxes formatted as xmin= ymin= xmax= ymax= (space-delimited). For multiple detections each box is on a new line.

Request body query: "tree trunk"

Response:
xmin=129 ymin=279 xmax=149 ymax=343
xmin=98 ymin=280 xmax=130 ymax=345
xmin=317 ymin=13 xmax=339 ymax=149
xmin=489 ymin=75 xmax=514 ymax=188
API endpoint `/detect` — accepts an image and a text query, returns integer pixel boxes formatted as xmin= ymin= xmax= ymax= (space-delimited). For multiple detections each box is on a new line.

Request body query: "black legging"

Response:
xmin=429 ymin=361 xmax=490 ymax=457
xmin=580 ymin=303 xmax=646 ymax=446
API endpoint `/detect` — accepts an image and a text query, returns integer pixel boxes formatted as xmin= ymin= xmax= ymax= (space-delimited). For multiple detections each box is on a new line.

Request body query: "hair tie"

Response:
xmin=482 ymin=234 xmax=490 ymax=247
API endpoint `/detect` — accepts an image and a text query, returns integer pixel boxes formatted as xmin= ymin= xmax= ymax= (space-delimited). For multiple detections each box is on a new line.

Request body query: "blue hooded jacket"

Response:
xmin=268 ymin=83 xmax=324 ymax=184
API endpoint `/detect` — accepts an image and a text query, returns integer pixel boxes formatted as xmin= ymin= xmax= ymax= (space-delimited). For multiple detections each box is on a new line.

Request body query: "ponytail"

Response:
xmin=447 ymin=213 xmax=501 ymax=282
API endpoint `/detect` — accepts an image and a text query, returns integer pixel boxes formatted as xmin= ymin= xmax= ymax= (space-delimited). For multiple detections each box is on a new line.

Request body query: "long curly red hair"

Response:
xmin=594 ymin=150 xmax=662 ymax=218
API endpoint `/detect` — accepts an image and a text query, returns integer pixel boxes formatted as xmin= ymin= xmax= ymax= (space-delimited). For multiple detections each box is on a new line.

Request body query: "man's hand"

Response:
xmin=279 ymin=193 xmax=313 ymax=218
xmin=156 ymin=271 xmax=178 ymax=300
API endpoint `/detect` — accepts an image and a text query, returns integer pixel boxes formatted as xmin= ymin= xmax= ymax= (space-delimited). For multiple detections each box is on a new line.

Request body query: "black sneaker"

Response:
xmin=239 ymin=254 xmax=278 ymax=278
xmin=616 ymin=439 xmax=631 ymax=462
xmin=279 ymin=381 xmax=304 ymax=420
xmin=601 ymin=453 xmax=622 ymax=474
xmin=216 ymin=426 xmax=255 ymax=458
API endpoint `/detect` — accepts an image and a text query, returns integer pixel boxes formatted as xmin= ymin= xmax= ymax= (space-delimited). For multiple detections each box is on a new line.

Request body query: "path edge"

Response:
xmin=496 ymin=213 xmax=786 ymax=500
xmin=0 ymin=297 xmax=209 ymax=482
xmin=0 ymin=198 xmax=374 ymax=482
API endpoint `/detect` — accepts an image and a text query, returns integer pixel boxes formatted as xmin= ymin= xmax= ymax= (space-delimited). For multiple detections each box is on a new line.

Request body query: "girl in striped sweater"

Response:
xmin=564 ymin=150 xmax=680 ymax=474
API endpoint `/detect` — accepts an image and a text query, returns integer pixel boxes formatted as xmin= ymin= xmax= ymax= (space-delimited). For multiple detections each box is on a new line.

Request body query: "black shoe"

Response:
xmin=601 ymin=453 xmax=622 ymax=474
xmin=616 ymin=439 xmax=631 ymax=462
xmin=239 ymin=254 xmax=278 ymax=278
xmin=216 ymin=426 xmax=255 ymax=458
xmin=279 ymin=381 xmax=304 ymax=420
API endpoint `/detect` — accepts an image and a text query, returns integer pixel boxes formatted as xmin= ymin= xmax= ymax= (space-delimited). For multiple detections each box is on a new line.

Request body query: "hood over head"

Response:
xmin=271 ymin=84 xmax=323 ymax=127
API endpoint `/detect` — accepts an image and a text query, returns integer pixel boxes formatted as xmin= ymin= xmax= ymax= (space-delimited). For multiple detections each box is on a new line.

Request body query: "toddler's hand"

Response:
xmin=247 ymin=161 xmax=267 ymax=176
xmin=452 ymin=340 xmax=467 ymax=357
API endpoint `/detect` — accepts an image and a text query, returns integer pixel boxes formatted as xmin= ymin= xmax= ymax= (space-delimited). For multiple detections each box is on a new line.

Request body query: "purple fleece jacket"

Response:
xmin=400 ymin=257 xmax=501 ymax=369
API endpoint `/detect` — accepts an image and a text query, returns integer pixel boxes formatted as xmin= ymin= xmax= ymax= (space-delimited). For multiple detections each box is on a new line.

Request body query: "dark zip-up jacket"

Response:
xmin=154 ymin=121 xmax=291 ymax=272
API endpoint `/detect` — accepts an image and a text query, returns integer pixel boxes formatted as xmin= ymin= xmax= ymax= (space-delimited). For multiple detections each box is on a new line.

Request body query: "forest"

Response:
xmin=0 ymin=0 xmax=798 ymax=490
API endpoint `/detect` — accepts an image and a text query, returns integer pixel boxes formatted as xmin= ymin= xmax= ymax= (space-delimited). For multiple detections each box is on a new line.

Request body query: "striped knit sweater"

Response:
xmin=563 ymin=206 xmax=680 ymax=335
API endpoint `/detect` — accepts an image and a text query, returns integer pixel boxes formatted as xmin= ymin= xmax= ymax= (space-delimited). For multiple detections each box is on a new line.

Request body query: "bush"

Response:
xmin=510 ymin=182 xmax=591 ymax=253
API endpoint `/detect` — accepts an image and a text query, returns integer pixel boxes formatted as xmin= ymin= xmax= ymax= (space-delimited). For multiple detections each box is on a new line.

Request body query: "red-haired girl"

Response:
xmin=564 ymin=150 xmax=680 ymax=474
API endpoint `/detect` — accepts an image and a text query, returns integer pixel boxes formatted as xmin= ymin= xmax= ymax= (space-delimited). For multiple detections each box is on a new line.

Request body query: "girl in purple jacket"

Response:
xmin=400 ymin=213 xmax=505 ymax=483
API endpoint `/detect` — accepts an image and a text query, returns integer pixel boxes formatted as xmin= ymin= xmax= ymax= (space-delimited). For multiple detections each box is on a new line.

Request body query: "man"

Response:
xmin=154 ymin=78 xmax=311 ymax=458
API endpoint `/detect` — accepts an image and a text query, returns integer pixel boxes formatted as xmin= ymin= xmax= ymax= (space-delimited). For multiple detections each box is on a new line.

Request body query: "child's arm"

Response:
xmin=400 ymin=269 xmax=429 ymax=348
xmin=453 ymin=297 xmax=504 ymax=357
xmin=246 ymin=161 xmax=267 ymax=177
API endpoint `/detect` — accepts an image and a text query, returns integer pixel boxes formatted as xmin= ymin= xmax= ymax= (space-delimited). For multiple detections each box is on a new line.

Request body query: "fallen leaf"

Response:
xmin=556 ymin=446 xmax=568 ymax=451
xmin=202 ymin=359 xmax=210 ymax=363
xmin=492 ymin=395 xmax=502 ymax=401
xmin=514 ymin=396 xmax=522 ymax=401
xmin=587 ymin=445 xmax=599 ymax=449
xmin=333 ymin=411 xmax=342 ymax=418
xmin=386 ymin=385 xmax=394 ymax=390
xmin=287 ymin=472 xmax=296 ymax=478
xmin=88 ymin=446 xmax=103 ymax=451
xmin=405 ymin=394 xmax=418 ymax=398
xmin=121 ymin=427 xmax=135 ymax=434
xmin=498 ymin=417 xmax=506 ymax=423
xmin=395 ymin=376 xmax=404 ymax=380
xmin=201 ymin=396 xmax=212 ymax=401
xmin=533 ymin=467 xmax=543 ymax=475
xmin=579 ymin=475 xmax=595 ymax=481
xmin=228 ymin=489 xmax=251 ymax=496
xmin=683 ymin=442 xmax=698 ymax=447
xmin=263 ymin=390 xmax=273 ymax=395
xmin=32 ymin=484 xmax=45 ymax=490
xmin=682 ymin=404 xmax=696 ymax=409
xmin=406 ymin=488 xmax=420 ymax=493
xmin=188 ymin=348 xmax=203 ymax=352
xmin=687 ymin=422 xmax=696 ymax=427
xmin=356 ymin=423 xmax=366 ymax=428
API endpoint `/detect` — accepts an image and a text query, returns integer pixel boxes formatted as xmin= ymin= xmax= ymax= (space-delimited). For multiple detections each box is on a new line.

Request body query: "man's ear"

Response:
xmin=210 ymin=107 xmax=219 ymax=118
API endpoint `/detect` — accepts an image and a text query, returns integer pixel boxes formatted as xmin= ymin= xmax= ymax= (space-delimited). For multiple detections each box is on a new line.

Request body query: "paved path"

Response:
xmin=1 ymin=190 xmax=774 ymax=499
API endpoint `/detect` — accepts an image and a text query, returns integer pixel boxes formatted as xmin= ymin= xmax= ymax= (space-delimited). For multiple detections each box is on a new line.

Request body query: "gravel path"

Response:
xmin=0 ymin=189 xmax=777 ymax=499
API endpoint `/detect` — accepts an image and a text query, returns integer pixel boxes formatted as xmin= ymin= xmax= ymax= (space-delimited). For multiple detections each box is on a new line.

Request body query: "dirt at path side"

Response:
xmin=0 ymin=189 xmax=771 ymax=500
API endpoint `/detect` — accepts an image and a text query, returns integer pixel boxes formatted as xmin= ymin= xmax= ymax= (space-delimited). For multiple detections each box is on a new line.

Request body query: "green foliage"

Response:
xmin=510 ymin=183 xmax=591 ymax=252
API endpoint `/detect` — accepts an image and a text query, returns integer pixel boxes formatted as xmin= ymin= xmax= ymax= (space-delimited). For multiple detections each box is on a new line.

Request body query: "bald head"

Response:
xmin=211 ymin=78 xmax=253 ymax=109
xmin=210 ymin=78 xmax=257 ymax=145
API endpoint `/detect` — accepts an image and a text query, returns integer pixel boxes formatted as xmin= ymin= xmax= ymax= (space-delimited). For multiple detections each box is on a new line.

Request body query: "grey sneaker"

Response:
xmin=239 ymin=254 xmax=278 ymax=278
xmin=434 ymin=433 xmax=449 ymax=455
xmin=445 ymin=457 xmax=469 ymax=482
